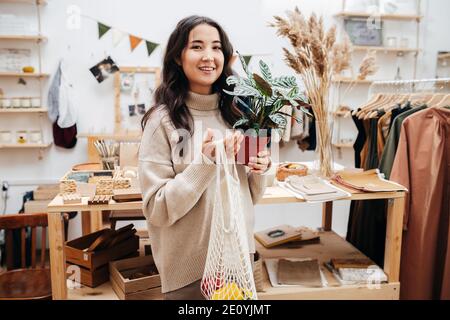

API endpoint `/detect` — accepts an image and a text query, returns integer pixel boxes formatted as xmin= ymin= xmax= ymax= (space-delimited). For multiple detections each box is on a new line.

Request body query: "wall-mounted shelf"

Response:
xmin=352 ymin=46 xmax=419 ymax=54
xmin=332 ymin=77 xmax=374 ymax=84
xmin=0 ymin=72 xmax=49 ymax=78
xmin=0 ymin=0 xmax=46 ymax=4
xmin=438 ymin=53 xmax=450 ymax=60
xmin=0 ymin=35 xmax=47 ymax=42
xmin=334 ymin=12 xmax=422 ymax=21
xmin=0 ymin=143 xmax=52 ymax=149
xmin=333 ymin=143 xmax=354 ymax=148
xmin=0 ymin=108 xmax=47 ymax=113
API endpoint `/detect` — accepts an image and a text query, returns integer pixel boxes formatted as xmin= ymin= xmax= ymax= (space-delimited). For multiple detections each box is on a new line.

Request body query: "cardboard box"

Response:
xmin=24 ymin=200 xmax=51 ymax=214
xmin=34 ymin=184 xmax=59 ymax=200
xmin=109 ymin=255 xmax=162 ymax=300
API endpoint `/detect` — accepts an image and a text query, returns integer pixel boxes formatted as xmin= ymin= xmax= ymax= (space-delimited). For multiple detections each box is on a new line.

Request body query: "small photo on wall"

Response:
xmin=90 ymin=56 xmax=119 ymax=83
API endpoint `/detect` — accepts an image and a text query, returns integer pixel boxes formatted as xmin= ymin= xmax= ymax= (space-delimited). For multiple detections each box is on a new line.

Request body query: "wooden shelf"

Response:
xmin=335 ymin=12 xmax=422 ymax=21
xmin=0 ymin=143 xmax=52 ymax=149
xmin=0 ymin=35 xmax=47 ymax=41
xmin=0 ymin=0 xmax=46 ymax=4
xmin=332 ymin=77 xmax=374 ymax=84
xmin=0 ymin=72 xmax=49 ymax=78
xmin=257 ymin=231 xmax=400 ymax=300
xmin=0 ymin=108 xmax=47 ymax=113
xmin=67 ymin=229 xmax=398 ymax=300
xmin=353 ymin=46 xmax=419 ymax=53
xmin=77 ymin=133 xmax=141 ymax=140
xmin=333 ymin=143 xmax=354 ymax=148
xmin=68 ymin=282 xmax=119 ymax=300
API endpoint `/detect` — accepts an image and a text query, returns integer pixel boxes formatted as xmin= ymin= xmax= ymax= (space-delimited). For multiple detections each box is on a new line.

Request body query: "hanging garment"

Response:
xmin=352 ymin=110 xmax=366 ymax=169
xmin=359 ymin=119 xmax=371 ymax=170
xmin=390 ymin=107 xmax=450 ymax=300
xmin=47 ymin=61 xmax=62 ymax=123
xmin=48 ymin=60 xmax=78 ymax=148
xmin=388 ymin=102 xmax=411 ymax=132
xmin=377 ymin=111 xmax=392 ymax=160
xmin=365 ymin=111 xmax=385 ymax=169
xmin=280 ymin=105 xmax=293 ymax=143
xmin=347 ymin=111 xmax=387 ymax=266
xmin=291 ymin=107 xmax=309 ymax=140
xmin=47 ymin=60 xmax=77 ymax=129
xmin=297 ymin=111 xmax=316 ymax=151
xmin=379 ymin=105 xmax=426 ymax=179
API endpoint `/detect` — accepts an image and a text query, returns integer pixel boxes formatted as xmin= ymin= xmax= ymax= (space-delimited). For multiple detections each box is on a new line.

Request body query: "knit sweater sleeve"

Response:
xmin=138 ymin=111 xmax=216 ymax=227
xmin=247 ymin=164 xmax=275 ymax=204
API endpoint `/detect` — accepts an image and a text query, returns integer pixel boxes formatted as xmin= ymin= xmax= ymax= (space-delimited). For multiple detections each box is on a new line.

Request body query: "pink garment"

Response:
xmin=390 ymin=107 xmax=450 ymax=300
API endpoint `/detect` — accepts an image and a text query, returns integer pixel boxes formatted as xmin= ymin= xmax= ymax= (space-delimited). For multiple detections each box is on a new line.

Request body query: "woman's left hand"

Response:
xmin=248 ymin=150 xmax=271 ymax=174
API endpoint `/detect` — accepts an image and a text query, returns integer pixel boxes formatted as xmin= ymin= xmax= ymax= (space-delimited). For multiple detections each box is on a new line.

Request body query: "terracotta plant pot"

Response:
xmin=235 ymin=134 xmax=271 ymax=166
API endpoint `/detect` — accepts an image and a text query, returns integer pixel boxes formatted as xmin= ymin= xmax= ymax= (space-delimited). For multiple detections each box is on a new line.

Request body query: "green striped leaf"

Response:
xmin=259 ymin=60 xmax=272 ymax=83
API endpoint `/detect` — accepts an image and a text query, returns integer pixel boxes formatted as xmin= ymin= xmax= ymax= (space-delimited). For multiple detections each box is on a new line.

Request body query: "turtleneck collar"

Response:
xmin=185 ymin=91 xmax=220 ymax=111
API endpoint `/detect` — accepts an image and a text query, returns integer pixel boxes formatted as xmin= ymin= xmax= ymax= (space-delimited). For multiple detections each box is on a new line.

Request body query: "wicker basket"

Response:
xmin=276 ymin=163 xmax=308 ymax=182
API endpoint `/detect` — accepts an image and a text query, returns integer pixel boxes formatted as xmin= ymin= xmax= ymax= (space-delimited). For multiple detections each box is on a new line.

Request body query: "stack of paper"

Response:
xmin=324 ymin=259 xmax=388 ymax=285
xmin=278 ymin=175 xmax=351 ymax=203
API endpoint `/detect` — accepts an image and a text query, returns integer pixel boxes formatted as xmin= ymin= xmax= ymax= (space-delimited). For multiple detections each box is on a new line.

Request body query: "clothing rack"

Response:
xmin=368 ymin=78 xmax=450 ymax=97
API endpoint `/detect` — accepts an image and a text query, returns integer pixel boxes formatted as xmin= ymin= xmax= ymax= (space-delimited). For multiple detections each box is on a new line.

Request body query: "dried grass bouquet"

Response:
xmin=270 ymin=7 xmax=351 ymax=177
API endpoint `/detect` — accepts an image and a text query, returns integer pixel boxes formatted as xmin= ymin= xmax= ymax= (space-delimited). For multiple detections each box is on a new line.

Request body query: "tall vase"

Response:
xmin=314 ymin=119 xmax=334 ymax=178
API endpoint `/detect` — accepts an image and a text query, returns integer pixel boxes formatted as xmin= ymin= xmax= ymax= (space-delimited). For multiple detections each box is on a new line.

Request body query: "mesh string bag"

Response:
xmin=201 ymin=140 xmax=257 ymax=300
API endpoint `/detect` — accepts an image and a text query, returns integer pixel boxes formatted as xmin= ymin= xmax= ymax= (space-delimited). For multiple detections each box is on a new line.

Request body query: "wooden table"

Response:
xmin=47 ymin=186 xmax=406 ymax=300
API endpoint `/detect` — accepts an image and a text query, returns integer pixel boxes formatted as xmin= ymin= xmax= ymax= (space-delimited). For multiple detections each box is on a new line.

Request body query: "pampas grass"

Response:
xmin=270 ymin=8 xmax=351 ymax=177
xmin=358 ymin=51 xmax=378 ymax=80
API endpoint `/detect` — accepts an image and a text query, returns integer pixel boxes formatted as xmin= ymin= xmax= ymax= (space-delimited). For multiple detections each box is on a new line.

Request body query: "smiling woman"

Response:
xmin=138 ymin=15 xmax=274 ymax=300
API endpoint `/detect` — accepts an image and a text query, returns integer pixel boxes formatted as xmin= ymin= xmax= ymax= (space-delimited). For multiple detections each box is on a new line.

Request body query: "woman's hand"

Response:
xmin=202 ymin=129 xmax=244 ymax=163
xmin=248 ymin=150 xmax=271 ymax=174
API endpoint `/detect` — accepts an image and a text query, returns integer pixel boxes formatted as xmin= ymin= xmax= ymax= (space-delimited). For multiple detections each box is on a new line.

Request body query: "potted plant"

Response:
xmin=224 ymin=53 xmax=311 ymax=165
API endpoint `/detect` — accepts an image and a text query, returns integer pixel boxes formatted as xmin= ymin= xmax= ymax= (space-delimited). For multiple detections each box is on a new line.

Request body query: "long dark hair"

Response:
xmin=141 ymin=15 xmax=239 ymax=134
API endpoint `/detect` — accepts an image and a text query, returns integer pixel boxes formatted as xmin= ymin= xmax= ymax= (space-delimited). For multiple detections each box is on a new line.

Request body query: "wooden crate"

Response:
xmin=66 ymin=263 xmax=110 ymax=288
xmin=65 ymin=229 xmax=139 ymax=270
xmin=109 ymin=255 xmax=162 ymax=300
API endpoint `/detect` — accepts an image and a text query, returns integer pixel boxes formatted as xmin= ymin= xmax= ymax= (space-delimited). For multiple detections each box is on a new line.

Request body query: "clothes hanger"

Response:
xmin=357 ymin=94 xmax=393 ymax=119
xmin=352 ymin=93 xmax=383 ymax=116
xmin=427 ymin=93 xmax=446 ymax=107
xmin=365 ymin=81 xmax=410 ymax=118
xmin=361 ymin=93 xmax=401 ymax=119
xmin=355 ymin=82 xmax=394 ymax=117
xmin=368 ymin=93 xmax=409 ymax=119
xmin=425 ymin=93 xmax=445 ymax=107
xmin=434 ymin=94 xmax=450 ymax=108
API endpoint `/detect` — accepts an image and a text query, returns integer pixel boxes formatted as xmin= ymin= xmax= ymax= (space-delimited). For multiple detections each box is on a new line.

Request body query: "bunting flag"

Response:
xmin=98 ymin=22 xmax=111 ymax=39
xmin=243 ymin=55 xmax=253 ymax=66
xmin=94 ymin=18 xmax=159 ymax=57
xmin=129 ymin=35 xmax=142 ymax=52
xmin=145 ymin=40 xmax=159 ymax=57
xmin=112 ymin=29 xmax=126 ymax=48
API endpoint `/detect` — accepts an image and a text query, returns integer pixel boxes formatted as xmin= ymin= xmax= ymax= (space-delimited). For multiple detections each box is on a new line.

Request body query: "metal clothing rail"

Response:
xmin=368 ymin=78 xmax=450 ymax=97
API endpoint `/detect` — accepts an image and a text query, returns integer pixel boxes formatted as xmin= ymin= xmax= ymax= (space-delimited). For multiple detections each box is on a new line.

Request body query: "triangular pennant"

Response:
xmin=145 ymin=41 xmax=159 ymax=57
xmin=98 ymin=22 xmax=111 ymax=39
xmin=243 ymin=55 xmax=253 ymax=66
xmin=112 ymin=29 xmax=126 ymax=47
xmin=129 ymin=35 xmax=142 ymax=52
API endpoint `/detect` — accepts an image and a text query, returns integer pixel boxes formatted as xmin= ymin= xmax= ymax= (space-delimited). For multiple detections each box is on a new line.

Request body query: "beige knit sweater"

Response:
xmin=138 ymin=91 xmax=273 ymax=293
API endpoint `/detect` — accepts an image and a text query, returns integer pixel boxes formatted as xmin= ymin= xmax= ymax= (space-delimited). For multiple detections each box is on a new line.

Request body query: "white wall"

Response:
xmin=1 ymin=0 xmax=449 ymax=240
